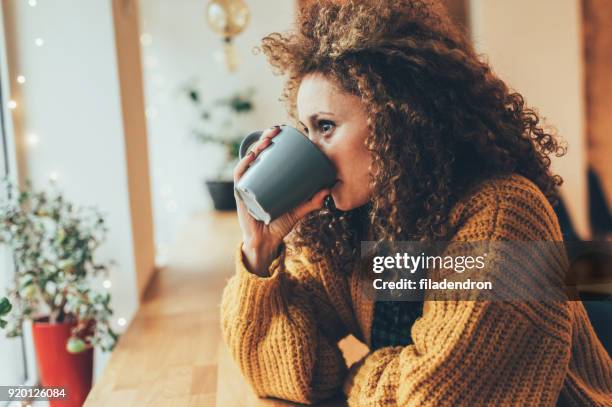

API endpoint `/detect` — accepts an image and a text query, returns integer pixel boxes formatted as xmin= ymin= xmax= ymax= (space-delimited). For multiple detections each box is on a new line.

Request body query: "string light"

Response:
xmin=17 ymin=75 xmax=26 ymax=84
xmin=48 ymin=171 xmax=59 ymax=183
xmin=139 ymin=33 xmax=152 ymax=46
xmin=7 ymin=100 xmax=17 ymax=109
xmin=117 ymin=317 xmax=127 ymax=327
xmin=28 ymin=0 xmax=37 ymax=6
xmin=102 ymin=279 xmax=112 ymax=289
xmin=25 ymin=133 xmax=39 ymax=146
xmin=34 ymin=38 xmax=44 ymax=47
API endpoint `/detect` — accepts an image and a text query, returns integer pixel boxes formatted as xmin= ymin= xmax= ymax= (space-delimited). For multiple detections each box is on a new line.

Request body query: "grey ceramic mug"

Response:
xmin=234 ymin=125 xmax=337 ymax=224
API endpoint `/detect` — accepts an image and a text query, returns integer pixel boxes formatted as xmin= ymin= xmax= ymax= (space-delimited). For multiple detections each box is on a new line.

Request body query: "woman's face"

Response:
xmin=296 ymin=73 xmax=373 ymax=211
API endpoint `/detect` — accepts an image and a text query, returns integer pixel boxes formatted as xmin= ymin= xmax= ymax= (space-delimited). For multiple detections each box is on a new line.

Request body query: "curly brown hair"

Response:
xmin=259 ymin=0 xmax=566 ymax=272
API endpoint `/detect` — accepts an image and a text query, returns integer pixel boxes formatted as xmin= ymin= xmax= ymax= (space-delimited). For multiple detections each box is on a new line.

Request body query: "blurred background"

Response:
xmin=0 ymin=0 xmax=610 ymax=405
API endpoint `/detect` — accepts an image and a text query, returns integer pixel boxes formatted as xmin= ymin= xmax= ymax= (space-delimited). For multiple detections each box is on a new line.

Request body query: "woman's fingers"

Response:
xmin=291 ymin=189 xmax=331 ymax=220
xmin=261 ymin=125 xmax=282 ymax=141
xmin=250 ymin=126 xmax=282 ymax=155
xmin=233 ymin=149 xmax=259 ymax=182
xmin=268 ymin=189 xmax=330 ymax=242
xmin=249 ymin=136 xmax=273 ymax=158
xmin=247 ymin=126 xmax=282 ymax=157
xmin=233 ymin=126 xmax=283 ymax=182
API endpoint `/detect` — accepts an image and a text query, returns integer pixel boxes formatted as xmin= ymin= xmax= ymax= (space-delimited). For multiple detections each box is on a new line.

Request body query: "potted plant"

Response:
xmin=183 ymin=84 xmax=256 ymax=210
xmin=0 ymin=178 xmax=119 ymax=407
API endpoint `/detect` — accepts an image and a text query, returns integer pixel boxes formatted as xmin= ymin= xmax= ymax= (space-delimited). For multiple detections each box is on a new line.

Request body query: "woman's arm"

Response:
xmin=343 ymin=299 xmax=572 ymax=406
xmin=344 ymin=176 xmax=574 ymax=406
xmin=220 ymin=240 xmax=350 ymax=404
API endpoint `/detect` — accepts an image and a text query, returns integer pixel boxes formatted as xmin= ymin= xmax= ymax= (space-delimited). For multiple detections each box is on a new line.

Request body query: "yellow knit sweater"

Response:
xmin=220 ymin=174 xmax=612 ymax=406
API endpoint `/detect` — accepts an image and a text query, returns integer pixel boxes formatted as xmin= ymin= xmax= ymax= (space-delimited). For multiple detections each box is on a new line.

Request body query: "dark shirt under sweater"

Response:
xmin=370 ymin=300 xmax=423 ymax=350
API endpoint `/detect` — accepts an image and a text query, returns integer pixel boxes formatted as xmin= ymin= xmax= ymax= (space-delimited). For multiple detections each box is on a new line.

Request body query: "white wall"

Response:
xmin=0 ymin=3 xmax=26 ymax=388
xmin=470 ymin=0 xmax=589 ymax=238
xmin=139 ymin=0 xmax=295 ymax=260
xmin=0 ymin=164 xmax=25 ymax=386
xmin=3 ymin=0 xmax=142 ymax=379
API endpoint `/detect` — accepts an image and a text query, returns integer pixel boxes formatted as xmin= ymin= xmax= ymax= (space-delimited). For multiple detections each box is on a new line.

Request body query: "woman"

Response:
xmin=221 ymin=0 xmax=612 ymax=405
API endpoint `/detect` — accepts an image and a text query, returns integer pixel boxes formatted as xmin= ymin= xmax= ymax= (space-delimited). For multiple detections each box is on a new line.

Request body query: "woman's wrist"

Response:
xmin=241 ymin=239 xmax=283 ymax=277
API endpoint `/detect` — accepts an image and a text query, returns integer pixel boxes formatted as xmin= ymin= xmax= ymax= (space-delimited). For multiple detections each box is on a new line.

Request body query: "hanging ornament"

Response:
xmin=206 ymin=0 xmax=250 ymax=72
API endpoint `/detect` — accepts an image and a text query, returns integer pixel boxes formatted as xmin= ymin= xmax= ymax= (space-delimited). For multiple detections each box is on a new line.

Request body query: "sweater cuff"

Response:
xmin=233 ymin=241 xmax=287 ymax=317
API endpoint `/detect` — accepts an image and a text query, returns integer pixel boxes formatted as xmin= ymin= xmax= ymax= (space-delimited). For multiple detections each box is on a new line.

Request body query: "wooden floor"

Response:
xmin=84 ymin=210 xmax=368 ymax=406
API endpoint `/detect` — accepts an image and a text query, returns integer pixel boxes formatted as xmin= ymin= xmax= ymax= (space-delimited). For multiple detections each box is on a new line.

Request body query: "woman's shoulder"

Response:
xmin=448 ymin=173 xmax=562 ymax=241
xmin=454 ymin=173 xmax=552 ymax=210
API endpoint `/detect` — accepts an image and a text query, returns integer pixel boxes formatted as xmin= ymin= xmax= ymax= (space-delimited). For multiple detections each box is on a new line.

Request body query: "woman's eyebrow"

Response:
xmin=310 ymin=111 xmax=335 ymax=120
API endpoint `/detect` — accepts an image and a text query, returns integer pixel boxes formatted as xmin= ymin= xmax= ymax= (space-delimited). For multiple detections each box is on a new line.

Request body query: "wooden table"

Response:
xmin=85 ymin=211 xmax=368 ymax=406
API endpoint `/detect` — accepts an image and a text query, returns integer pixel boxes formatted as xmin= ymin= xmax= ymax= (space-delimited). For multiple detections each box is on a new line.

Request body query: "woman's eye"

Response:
xmin=318 ymin=120 xmax=335 ymax=136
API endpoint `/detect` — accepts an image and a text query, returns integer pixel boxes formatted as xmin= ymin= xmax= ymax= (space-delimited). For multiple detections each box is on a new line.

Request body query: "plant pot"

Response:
xmin=32 ymin=318 xmax=93 ymax=407
xmin=205 ymin=180 xmax=237 ymax=211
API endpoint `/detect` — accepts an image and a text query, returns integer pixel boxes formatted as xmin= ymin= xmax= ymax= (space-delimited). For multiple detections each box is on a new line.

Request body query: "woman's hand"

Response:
xmin=233 ymin=126 xmax=332 ymax=276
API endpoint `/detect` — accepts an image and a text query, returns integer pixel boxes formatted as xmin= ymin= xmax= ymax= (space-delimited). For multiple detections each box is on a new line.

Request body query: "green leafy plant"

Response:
xmin=183 ymin=84 xmax=256 ymax=180
xmin=0 ymin=297 xmax=11 ymax=329
xmin=0 ymin=178 xmax=119 ymax=353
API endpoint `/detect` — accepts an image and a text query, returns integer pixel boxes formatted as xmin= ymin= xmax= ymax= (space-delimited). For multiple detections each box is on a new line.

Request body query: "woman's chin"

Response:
xmin=330 ymin=191 xmax=351 ymax=211
xmin=331 ymin=184 xmax=364 ymax=211
xmin=331 ymin=186 xmax=371 ymax=211
xmin=330 ymin=191 xmax=344 ymax=210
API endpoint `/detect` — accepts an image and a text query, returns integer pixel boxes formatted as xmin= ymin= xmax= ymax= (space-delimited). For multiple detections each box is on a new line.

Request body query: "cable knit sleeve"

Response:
xmin=342 ymin=176 xmax=575 ymax=406
xmin=219 ymin=239 xmax=349 ymax=404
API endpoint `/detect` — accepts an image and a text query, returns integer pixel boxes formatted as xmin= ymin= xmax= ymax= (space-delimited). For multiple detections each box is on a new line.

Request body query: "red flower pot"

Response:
xmin=32 ymin=318 xmax=93 ymax=407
